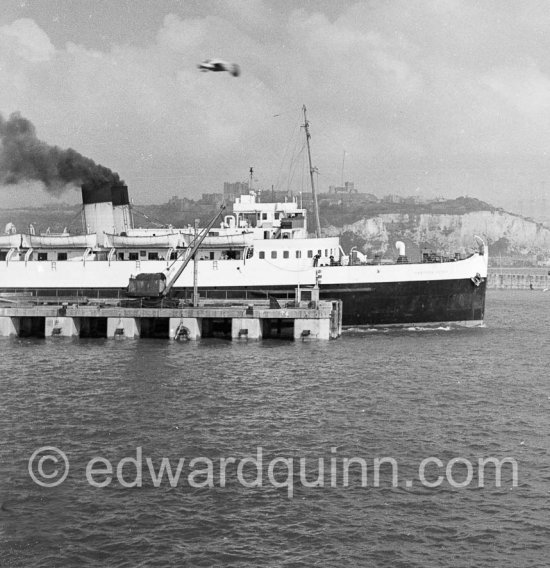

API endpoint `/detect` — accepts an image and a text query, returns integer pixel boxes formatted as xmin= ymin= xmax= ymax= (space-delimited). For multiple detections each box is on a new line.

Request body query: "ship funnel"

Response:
xmin=111 ymin=184 xmax=133 ymax=234
xmin=82 ymin=183 xmax=133 ymax=245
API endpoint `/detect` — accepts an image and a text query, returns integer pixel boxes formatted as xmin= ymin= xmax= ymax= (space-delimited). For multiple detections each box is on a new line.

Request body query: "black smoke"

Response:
xmin=0 ymin=111 xmax=123 ymax=194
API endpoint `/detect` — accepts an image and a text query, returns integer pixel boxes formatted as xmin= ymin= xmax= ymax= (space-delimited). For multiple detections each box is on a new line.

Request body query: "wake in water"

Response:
xmin=344 ymin=325 xmax=453 ymax=334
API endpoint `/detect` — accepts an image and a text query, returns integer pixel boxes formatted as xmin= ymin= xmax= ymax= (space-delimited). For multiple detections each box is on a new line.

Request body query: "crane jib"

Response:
xmin=126 ymin=205 xmax=226 ymax=298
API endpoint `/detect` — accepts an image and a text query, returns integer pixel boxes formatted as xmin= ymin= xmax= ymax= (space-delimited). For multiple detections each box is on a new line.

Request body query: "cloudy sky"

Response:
xmin=1 ymin=0 xmax=550 ymax=209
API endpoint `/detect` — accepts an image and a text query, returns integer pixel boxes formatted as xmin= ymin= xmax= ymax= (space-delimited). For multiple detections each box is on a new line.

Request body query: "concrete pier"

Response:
xmin=169 ymin=317 xmax=202 ymax=340
xmin=231 ymin=317 xmax=262 ymax=340
xmin=294 ymin=318 xmax=330 ymax=340
xmin=488 ymin=268 xmax=550 ymax=289
xmin=107 ymin=317 xmax=141 ymax=338
xmin=0 ymin=299 xmax=342 ymax=341
xmin=0 ymin=316 xmax=19 ymax=337
xmin=45 ymin=316 xmax=80 ymax=337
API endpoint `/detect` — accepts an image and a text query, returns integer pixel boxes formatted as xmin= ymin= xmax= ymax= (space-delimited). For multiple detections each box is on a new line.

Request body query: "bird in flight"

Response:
xmin=197 ymin=59 xmax=240 ymax=77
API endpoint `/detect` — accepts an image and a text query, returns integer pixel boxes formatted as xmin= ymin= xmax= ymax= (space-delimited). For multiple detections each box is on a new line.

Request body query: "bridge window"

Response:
xmin=129 ymin=252 xmax=139 ymax=261
xmin=283 ymin=251 xmax=289 ymax=259
xmin=307 ymin=250 xmax=313 ymax=258
xmin=148 ymin=252 xmax=159 ymax=260
xmin=38 ymin=252 xmax=48 ymax=261
xmin=57 ymin=252 xmax=68 ymax=261
xmin=140 ymin=250 xmax=146 ymax=257
xmin=118 ymin=252 xmax=124 ymax=260
xmin=259 ymin=251 xmax=265 ymax=259
xmin=271 ymin=251 xmax=277 ymax=259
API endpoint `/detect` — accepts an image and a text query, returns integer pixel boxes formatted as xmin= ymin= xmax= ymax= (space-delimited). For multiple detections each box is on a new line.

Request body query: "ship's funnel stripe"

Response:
xmin=81 ymin=184 xmax=129 ymax=205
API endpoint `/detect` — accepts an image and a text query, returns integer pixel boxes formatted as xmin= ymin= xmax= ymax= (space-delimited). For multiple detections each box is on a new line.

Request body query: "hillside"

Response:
xmin=318 ymin=196 xmax=497 ymax=226
xmin=325 ymin=210 xmax=550 ymax=262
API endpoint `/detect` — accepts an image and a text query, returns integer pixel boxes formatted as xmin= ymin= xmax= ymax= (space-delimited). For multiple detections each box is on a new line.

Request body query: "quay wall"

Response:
xmin=487 ymin=268 xmax=550 ymax=290
xmin=0 ymin=301 xmax=342 ymax=341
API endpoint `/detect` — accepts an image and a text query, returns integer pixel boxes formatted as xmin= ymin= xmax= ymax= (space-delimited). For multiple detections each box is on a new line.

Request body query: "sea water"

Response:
xmin=1 ymin=290 xmax=549 ymax=567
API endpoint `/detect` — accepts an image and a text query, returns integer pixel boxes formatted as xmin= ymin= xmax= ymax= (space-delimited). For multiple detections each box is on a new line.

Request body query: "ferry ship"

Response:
xmin=0 ymin=106 xmax=487 ymax=327
xmin=0 ymin=180 xmax=488 ymax=327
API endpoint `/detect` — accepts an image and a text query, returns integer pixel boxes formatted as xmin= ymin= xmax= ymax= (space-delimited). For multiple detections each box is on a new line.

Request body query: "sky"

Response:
xmin=1 ymin=0 xmax=550 ymax=210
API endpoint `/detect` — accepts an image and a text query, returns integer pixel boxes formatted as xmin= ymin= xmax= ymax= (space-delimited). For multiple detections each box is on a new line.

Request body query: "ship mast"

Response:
xmin=303 ymin=105 xmax=321 ymax=238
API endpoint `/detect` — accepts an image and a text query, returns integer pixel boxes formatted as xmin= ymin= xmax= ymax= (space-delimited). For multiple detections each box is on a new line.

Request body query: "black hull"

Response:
xmin=320 ymin=278 xmax=486 ymax=326
xmin=3 ymin=277 xmax=487 ymax=327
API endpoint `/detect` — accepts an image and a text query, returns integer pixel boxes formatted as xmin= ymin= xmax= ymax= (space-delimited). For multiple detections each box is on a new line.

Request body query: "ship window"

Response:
xmin=140 ymin=250 xmax=146 ymax=257
xmin=262 ymin=213 xmax=268 ymax=220
xmin=57 ymin=252 xmax=68 ymax=261
xmin=296 ymin=251 xmax=301 ymax=259
xmin=325 ymin=249 xmax=328 ymax=256
xmin=259 ymin=251 xmax=265 ymax=259
xmin=129 ymin=252 xmax=139 ymax=261
xmin=275 ymin=212 xmax=280 ymax=220
xmin=210 ymin=251 xmax=215 ymax=260
xmin=271 ymin=251 xmax=277 ymax=259
xmin=118 ymin=252 xmax=124 ymax=260
xmin=307 ymin=250 xmax=313 ymax=258
xmin=170 ymin=251 xmax=178 ymax=260
xmin=148 ymin=252 xmax=159 ymax=260
xmin=0 ymin=252 xmax=6 ymax=261
xmin=38 ymin=252 xmax=48 ymax=261
xmin=283 ymin=250 xmax=289 ymax=259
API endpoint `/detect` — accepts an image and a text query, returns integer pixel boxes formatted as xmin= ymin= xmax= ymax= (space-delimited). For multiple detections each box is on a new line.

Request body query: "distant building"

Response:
xmin=167 ymin=195 xmax=194 ymax=211
xmin=382 ymin=194 xmax=403 ymax=204
xmin=201 ymin=193 xmax=223 ymax=205
xmin=223 ymin=181 xmax=250 ymax=202
xmin=257 ymin=189 xmax=291 ymax=203
xmin=328 ymin=181 xmax=358 ymax=194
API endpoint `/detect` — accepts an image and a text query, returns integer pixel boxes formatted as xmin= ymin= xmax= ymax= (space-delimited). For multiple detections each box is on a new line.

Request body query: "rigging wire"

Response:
xmin=271 ymin=107 xmax=312 ymax=195
xmin=131 ymin=207 xmax=169 ymax=228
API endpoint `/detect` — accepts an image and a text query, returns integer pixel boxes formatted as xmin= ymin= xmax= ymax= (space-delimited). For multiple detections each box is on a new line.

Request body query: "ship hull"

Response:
xmin=324 ymin=278 xmax=486 ymax=327
xmin=0 ymin=250 xmax=488 ymax=327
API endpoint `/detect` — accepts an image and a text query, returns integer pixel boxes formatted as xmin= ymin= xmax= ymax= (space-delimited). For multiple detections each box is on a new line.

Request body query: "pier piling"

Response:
xmin=0 ymin=299 xmax=342 ymax=341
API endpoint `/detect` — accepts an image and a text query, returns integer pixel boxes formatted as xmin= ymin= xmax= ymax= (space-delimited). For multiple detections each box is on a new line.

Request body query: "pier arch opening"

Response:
xmin=261 ymin=318 xmax=294 ymax=340
xmin=140 ymin=318 xmax=169 ymax=339
xmin=79 ymin=317 xmax=108 ymax=338
xmin=18 ymin=317 xmax=45 ymax=338
xmin=201 ymin=318 xmax=232 ymax=339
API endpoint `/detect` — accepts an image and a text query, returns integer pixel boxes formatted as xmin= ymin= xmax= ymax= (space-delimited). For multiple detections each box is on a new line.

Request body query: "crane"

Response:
xmin=127 ymin=205 xmax=226 ymax=298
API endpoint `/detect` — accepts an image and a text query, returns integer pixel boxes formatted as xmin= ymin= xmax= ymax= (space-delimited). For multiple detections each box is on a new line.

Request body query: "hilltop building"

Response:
xmin=223 ymin=181 xmax=250 ymax=202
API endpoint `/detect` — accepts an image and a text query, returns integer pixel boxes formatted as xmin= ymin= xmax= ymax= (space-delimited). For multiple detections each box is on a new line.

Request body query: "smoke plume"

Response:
xmin=0 ymin=111 xmax=123 ymax=194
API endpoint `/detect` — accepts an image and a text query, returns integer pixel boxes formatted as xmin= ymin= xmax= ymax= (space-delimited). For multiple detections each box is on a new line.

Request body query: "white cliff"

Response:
xmin=327 ymin=211 xmax=550 ymax=255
